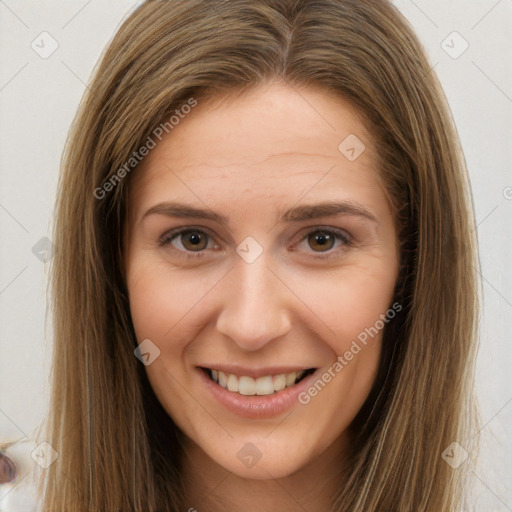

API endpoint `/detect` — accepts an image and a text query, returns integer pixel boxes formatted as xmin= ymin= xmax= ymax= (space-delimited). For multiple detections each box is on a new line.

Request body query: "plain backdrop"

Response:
xmin=0 ymin=0 xmax=511 ymax=510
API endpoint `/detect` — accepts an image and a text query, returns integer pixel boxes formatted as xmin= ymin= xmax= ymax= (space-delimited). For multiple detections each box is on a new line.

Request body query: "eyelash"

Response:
xmin=158 ymin=226 xmax=354 ymax=261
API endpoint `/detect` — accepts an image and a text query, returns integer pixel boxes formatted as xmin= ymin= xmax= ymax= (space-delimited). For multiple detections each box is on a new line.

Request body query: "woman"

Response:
xmin=38 ymin=0 xmax=480 ymax=510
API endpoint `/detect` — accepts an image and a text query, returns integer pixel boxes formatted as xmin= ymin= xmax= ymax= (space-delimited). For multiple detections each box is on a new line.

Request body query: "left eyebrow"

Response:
xmin=141 ymin=199 xmax=378 ymax=226
xmin=280 ymin=200 xmax=378 ymax=224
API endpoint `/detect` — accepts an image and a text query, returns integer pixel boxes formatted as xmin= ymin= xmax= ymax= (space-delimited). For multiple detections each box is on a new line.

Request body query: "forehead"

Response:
xmin=127 ymin=82 xmax=385 ymax=211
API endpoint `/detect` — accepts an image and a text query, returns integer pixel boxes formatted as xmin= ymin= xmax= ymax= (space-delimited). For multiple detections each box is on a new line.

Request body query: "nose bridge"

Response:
xmin=215 ymin=253 xmax=292 ymax=351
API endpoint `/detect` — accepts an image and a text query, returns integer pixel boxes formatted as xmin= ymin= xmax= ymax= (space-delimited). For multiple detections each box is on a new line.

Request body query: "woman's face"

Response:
xmin=124 ymin=81 xmax=400 ymax=479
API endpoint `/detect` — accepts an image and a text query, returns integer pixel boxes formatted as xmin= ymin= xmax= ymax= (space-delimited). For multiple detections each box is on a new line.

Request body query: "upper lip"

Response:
xmin=199 ymin=365 xmax=315 ymax=379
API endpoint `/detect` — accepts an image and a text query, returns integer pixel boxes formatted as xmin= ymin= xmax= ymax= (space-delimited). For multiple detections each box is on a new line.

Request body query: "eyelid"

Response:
xmin=295 ymin=225 xmax=352 ymax=243
xmin=159 ymin=225 xmax=354 ymax=260
xmin=159 ymin=226 xmax=220 ymax=254
xmin=293 ymin=226 xmax=354 ymax=260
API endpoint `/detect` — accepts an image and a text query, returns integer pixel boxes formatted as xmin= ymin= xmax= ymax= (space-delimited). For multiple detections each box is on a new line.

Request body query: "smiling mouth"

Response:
xmin=202 ymin=368 xmax=316 ymax=396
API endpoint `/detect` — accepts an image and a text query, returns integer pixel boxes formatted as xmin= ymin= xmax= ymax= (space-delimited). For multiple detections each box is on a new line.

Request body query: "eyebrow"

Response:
xmin=141 ymin=199 xmax=378 ymax=225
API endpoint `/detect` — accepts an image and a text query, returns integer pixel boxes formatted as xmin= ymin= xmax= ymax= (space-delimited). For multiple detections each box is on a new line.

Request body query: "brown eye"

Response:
xmin=307 ymin=230 xmax=336 ymax=252
xmin=180 ymin=230 xmax=208 ymax=251
xmin=159 ymin=227 xmax=220 ymax=259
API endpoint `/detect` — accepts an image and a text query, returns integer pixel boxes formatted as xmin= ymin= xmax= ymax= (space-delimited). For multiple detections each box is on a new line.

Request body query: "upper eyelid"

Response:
xmin=159 ymin=225 xmax=219 ymax=244
xmin=160 ymin=225 xmax=353 ymax=249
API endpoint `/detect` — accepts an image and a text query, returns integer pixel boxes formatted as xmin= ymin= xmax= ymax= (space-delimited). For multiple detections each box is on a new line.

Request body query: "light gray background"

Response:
xmin=0 ymin=0 xmax=511 ymax=510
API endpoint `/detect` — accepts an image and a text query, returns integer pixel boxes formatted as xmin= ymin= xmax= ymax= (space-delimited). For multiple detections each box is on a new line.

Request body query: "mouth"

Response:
xmin=201 ymin=367 xmax=317 ymax=396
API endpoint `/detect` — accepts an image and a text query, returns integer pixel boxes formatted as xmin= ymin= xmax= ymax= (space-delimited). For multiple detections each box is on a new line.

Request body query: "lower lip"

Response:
xmin=198 ymin=368 xmax=318 ymax=419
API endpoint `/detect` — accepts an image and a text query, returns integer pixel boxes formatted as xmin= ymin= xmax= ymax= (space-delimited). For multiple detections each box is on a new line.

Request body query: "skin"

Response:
xmin=124 ymin=80 xmax=400 ymax=511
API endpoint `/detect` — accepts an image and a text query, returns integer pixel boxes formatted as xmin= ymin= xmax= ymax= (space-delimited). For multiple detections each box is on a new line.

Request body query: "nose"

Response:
xmin=215 ymin=255 xmax=293 ymax=352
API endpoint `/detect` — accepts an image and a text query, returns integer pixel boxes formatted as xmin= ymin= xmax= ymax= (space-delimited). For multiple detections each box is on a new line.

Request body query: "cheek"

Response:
xmin=294 ymin=263 xmax=397 ymax=428
xmin=292 ymin=260 xmax=399 ymax=356
xmin=127 ymin=248 xmax=399 ymax=351
xmin=127 ymin=265 xmax=169 ymax=340
xmin=126 ymin=257 xmax=213 ymax=347
xmin=126 ymin=260 xmax=202 ymax=422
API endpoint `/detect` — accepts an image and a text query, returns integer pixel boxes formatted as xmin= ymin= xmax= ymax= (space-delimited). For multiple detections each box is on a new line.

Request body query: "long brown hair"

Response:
xmin=40 ymin=0 xmax=481 ymax=510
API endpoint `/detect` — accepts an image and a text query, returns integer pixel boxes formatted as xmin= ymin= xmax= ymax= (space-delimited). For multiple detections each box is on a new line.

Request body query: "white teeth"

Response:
xmin=227 ymin=373 xmax=239 ymax=392
xmin=209 ymin=368 xmax=309 ymax=396
xmin=285 ymin=372 xmax=297 ymax=387
xmin=273 ymin=374 xmax=286 ymax=391
xmin=238 ymin=376 xmax=256 ymax=395
xmin=255 ymin=375 xmax=274 ymax=396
